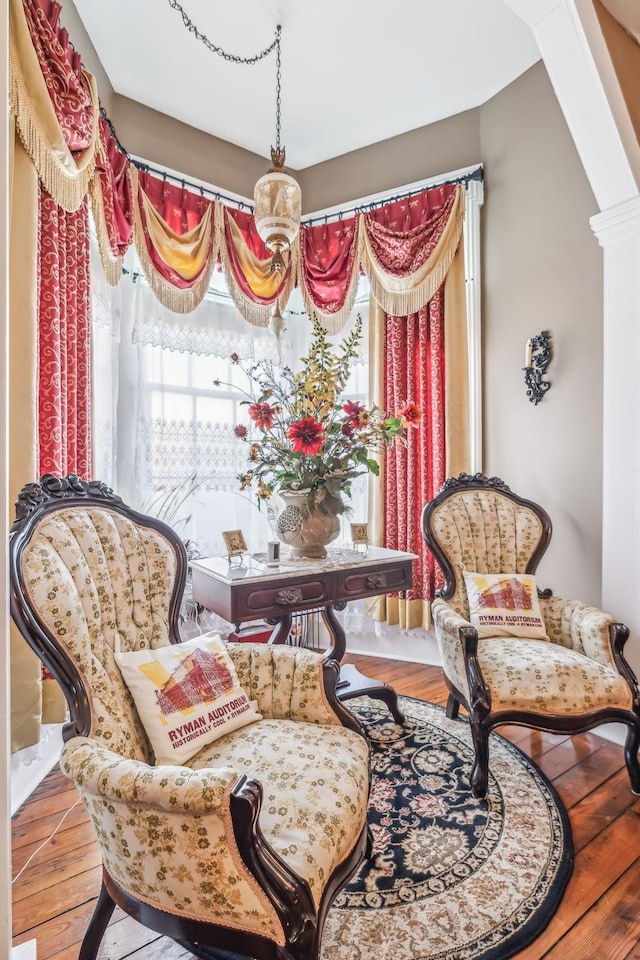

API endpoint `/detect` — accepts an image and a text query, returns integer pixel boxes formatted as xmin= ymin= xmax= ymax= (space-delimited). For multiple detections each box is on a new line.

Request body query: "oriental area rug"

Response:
xmin=321 ymin=697 xmax=573 ymax=960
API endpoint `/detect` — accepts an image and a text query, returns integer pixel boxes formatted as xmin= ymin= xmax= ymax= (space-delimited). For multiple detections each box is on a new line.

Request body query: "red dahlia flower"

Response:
xmin=234 ymin=424 xmax=248 ymax=438
xmin=288 ymin=418 xmax=324 ymax=455
xmin=248 ymin=402 xmax=276 ymax=430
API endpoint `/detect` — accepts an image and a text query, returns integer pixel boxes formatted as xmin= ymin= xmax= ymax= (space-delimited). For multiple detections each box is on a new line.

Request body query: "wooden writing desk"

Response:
xmin=190 ymin=546 xmax=416 ymax=723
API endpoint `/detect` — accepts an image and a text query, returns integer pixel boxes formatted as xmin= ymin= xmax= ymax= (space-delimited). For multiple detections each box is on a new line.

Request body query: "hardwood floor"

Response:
xmin=11 ymin=653 xmax=640 ymax=959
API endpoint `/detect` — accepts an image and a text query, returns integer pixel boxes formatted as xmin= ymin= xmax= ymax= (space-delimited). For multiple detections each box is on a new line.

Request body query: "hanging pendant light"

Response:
xmin=253 ymin=26 xmax=301 ymax=275
xmin=166 ymin=6 xmax=300 ymax=274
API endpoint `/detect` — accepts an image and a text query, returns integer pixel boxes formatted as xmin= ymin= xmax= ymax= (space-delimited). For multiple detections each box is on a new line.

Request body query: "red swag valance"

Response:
xmin=9 ymin=0 xmax=465 ymax=329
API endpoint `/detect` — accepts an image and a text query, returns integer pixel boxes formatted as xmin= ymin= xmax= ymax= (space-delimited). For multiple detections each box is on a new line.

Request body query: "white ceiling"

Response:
xmin=73 ymin=0 xmax=541 ymax=170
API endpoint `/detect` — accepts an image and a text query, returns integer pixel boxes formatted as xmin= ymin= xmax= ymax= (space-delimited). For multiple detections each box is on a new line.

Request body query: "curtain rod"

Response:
xmin=302 ymin=166 xmax=484 ymax=227
xmin=99 ymin=108 xmax=483 ymax=221
xmin=99 ymin=107 xmax=253 ymax=211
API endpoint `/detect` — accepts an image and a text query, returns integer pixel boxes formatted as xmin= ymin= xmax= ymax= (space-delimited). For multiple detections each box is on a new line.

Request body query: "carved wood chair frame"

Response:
xmin=10 ymin=474 xmax=369 ymax=960
xmin=422 ymin=473 xmax=640 ymax=799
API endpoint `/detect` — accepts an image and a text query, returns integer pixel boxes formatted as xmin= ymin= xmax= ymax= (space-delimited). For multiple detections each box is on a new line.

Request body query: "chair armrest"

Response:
xmin=60 ymin=736 xmax=286 ymax=940
xmin=61 ymin=737 xmax=238 ymax=814
xmin=540 ymin=596 xmax=622 ymax=668
xmin=226 ymin=642 xmax=342 ymax=725
xmin=431 ymin=597 xmax=476 ymax=703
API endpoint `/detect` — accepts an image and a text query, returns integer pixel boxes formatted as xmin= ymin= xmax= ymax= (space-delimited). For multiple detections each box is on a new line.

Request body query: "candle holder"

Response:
xmin=522 ymin=331 xmax=552 ymax=405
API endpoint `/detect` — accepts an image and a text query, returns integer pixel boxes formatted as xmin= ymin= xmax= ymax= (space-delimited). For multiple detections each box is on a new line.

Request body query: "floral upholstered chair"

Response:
xmin=421 ymin=473 xmax=640 ymax=799
xmin=10 ymin=475 xmax=371 ymax=960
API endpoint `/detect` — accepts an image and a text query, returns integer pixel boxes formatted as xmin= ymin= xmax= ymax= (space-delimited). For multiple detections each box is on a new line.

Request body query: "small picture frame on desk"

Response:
xmin=222 ymin=529 xmax=248 ymax=561
xmin=350 ymin=522 xmax=369 ymax=551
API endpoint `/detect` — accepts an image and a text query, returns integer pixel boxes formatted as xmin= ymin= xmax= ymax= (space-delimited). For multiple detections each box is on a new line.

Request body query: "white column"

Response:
xmin=591 ymin=198 xmax=640 ymax=675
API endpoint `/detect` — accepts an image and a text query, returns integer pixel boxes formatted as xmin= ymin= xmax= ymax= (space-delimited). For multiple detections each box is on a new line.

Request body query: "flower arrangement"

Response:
xmin=220 ymin=315 xmax=421 ymax=513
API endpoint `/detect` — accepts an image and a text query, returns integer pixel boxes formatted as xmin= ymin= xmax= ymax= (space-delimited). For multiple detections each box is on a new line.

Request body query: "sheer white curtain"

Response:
xmin=90 ymin=236 xmax=369 ymax=562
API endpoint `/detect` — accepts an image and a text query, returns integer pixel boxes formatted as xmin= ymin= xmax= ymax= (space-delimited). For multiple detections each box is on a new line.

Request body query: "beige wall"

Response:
xmin=298 ymin=109 xmax=480 ymax=213
xmin=480 ymin=62 xmax=603 ymax=606
xmin=112 ymin=95 xmax=266 ymax=201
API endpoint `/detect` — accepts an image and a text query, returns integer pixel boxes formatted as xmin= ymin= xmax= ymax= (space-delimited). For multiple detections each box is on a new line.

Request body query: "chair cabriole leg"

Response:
xmin=79 ymin=881 xmax=116 ymax=960
xmin=624 ymin=718 xmax=640 ymax=794
xmin=446 ymin=693 xmax=460 ymax=720
xmin=469 ymin=720 xmax=490 ymax=799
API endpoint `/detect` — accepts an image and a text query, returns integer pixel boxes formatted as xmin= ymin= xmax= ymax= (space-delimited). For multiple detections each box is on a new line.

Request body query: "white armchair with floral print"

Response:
xmin=10 ymin=475 xmax=371 ymax=960
xmin=422 ymin=473 xmax=640 ymax=799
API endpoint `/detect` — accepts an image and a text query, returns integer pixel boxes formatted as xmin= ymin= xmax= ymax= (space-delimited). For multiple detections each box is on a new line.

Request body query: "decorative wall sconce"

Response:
xmin=523 ymin=331 xmax=552 ymax=405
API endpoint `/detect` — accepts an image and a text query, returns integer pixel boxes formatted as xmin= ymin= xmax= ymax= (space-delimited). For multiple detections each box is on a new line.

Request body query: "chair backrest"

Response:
xmin=10 ymin=475 xmax=188 ymax=761
xmin=421 ymin=474 xmax=552 ymax=617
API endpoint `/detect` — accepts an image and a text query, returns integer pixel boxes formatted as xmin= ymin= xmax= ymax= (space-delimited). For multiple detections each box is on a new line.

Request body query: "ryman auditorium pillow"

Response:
xmin=462 ymin=571 xmax=549 ymax=640
xmin=115 ymin=633 xmax=262 ymax=765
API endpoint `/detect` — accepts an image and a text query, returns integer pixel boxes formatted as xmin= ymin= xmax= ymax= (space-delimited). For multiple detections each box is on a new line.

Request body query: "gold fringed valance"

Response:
xmin=8 ymin=0 xmax=471 ymax=332
xmin=8 ymin=0 xmax=99 ymax=213
xmin=361 ymin=186 xmax=465 ymax=317
xmin=216 ymin=205 xmax=297 ymax=328
xmin=89 ymin=174 xmax=123 ymax=287
xmin=131 ymin=167 xmax=216 ymax=315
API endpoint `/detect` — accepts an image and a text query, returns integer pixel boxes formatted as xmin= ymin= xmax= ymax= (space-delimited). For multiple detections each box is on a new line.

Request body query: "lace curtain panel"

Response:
xmin=91 ymin=237 xmax=369 ymax=561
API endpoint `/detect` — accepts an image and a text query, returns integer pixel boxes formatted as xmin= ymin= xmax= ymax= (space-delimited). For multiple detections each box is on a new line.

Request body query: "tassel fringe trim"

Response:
xmin=89 ymin=176 xmax=125 ymax=286
xmin=215 ymin=204 xmax=296 ymax=328
xmin=9 ymin=26 xmax=99 ymax=213
xmin=131 ymin=167 xmax=215 ymax=314
xmin=361 ymin=188 xmax=465 ymax=316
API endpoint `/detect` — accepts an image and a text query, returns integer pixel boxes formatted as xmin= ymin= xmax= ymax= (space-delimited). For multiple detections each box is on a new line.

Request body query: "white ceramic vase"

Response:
xmin=275 ymin=490 xmax=341 ymax=559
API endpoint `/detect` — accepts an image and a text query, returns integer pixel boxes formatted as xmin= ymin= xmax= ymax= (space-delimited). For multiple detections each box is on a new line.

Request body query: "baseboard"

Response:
xmin=10 ymin=724 xmax=64 ymax=816
xmin=12 ymin=940 xmax=37 ymax=959
xmin=346 ymin=631 xmax=441 ymax=665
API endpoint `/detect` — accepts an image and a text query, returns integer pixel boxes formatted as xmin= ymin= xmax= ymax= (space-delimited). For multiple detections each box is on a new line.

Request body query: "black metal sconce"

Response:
xmin=523 ymin=331 xmax=552 ymax=405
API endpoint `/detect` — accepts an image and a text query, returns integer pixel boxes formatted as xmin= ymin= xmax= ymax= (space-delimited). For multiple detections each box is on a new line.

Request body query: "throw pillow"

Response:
xmin=115 ymin=633 xmax=261 ymax=765
xmin=462 ymin=571 xmax=549 ymax=640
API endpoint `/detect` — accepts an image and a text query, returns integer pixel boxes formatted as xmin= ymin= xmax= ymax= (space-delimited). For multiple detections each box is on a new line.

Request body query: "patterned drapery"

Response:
xmin=383 ymin=298 xmax=446 ymax=622
xmin=90 ymin=116 xmax=134 ymax=285
xmin=38 ymin=187 xmax=92 ymax=476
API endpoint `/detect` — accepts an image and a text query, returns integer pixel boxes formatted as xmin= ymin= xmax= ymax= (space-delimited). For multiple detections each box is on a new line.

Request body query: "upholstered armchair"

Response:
xmin=10 ymin=475 xmax=371 ymax=960
xmin=421 ymin=473 xmax=640 ymax=799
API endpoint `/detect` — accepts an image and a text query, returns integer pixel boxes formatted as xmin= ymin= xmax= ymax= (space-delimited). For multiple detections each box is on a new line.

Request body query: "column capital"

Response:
xmin=590 ymin=196 xmax=640 ymax=246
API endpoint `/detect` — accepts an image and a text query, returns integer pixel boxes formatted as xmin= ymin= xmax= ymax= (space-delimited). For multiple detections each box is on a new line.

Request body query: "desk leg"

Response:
xmin=266 ymin=613 xmax=293 ymax=646
xmin=322 ymin=605 xmax=404 ymax=724
xmin=321 ymin=604 xmax=346 ymax=661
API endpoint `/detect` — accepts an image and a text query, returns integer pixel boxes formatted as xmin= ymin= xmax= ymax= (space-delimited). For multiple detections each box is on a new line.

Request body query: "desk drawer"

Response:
xmin=337 ymin=561 xmax=413 ymax=600
xmin=236 ymin=577 xmax=334 ymax=618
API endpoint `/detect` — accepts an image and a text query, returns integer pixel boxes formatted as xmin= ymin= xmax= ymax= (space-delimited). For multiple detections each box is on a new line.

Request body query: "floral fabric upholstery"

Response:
xmin=188 ymin=719 xmax=370 ymax=908
xmin=431 ymin=597 xmax=633 ymax=716
xmin=21 ymin=507 xmax=178 ymax=760
xmin=229 ymin=642 xmax=342 ymax=726
xmin=22 ymin=504 xmax=370 ymax=940
xmin=428 ymin=489 xmax=544 ymax=617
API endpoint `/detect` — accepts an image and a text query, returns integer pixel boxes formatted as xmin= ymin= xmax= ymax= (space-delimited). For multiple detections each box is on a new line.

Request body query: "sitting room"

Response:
xmin=3 ymin=0 xmax=640 ymax=958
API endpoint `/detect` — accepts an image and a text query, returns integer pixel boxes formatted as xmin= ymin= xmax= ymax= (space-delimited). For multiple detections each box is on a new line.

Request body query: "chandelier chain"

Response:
xmin=167 ymin=0 xmax=280 ymax=65
xmin=275 ymin=33 xmax=282 ymax=152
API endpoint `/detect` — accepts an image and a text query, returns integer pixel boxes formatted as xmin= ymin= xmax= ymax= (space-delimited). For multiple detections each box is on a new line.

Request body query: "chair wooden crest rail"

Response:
xmin=10 ymin=474 xmax=371 ymax=960
xmin=421 ymin=472 xmax=640 ymax=799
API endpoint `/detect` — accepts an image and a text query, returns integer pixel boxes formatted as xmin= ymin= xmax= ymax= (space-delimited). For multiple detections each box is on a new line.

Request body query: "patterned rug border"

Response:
xmin=327 ymin=695 xmax=575 ymax=960
xmin=408 ymin=696 xmax=574 ymax=960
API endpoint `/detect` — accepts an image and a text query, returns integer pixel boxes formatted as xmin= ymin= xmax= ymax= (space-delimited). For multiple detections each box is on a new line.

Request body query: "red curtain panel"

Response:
xmin=383 ymin=297 xmax=446 ymax=604
xmin=38 ymin=188 xmax=92 ymax=476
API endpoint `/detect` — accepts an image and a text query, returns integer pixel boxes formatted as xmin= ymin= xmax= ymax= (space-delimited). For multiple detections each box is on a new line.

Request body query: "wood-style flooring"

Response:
xmin=11 ymin=654 xmax=640 ymax=959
